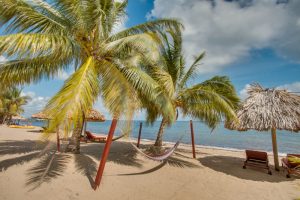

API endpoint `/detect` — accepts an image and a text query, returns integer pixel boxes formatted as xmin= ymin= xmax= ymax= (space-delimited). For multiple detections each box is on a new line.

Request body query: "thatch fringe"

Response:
xmin=226 ymin=83 xmax=300 ymax=132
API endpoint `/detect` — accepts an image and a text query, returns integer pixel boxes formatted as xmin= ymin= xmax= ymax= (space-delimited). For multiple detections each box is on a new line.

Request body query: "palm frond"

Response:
xmin=0 ymin=56 xmax=74 ymax=86
xmin=0 ymin=33 xmax=78 ymax=59
xmin=109 ymin=19 xmax=183 ymax=41
xmin=178 ymin=52 xmax=205 ymax=89
xmin=0 ymin=0 xmax=68 ymax=34
xmin=178 ymin=84 xmax=237 ymax=128
xmin=45 ymin=56 xmax=99 ymax=131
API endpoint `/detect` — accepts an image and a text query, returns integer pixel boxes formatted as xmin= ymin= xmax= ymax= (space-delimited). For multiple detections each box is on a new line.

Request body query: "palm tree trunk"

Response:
xmin=73 ymin=119 xmax=84 ymax=154
xmin=154 ymin=118 xmax=168 ymax=147
xmin=67 ymin=119 xmax=84 ymax=154
xmin=1 ymin=115 xmax=7 ymax=124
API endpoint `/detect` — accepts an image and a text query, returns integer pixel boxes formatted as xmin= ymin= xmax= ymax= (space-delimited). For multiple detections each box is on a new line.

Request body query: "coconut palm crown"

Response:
xmin=0 ymin=0 xmax=182 ymax=150
xmin=0 ymin=86 xmax=31 ymax=124
xmin=143 ymin=31 xmax=240 ymax=146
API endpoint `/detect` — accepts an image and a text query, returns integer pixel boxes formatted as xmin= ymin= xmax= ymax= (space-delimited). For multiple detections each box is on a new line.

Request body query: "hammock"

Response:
xmin=118 ymin=124 xmax=183 ymax=162
xmin=130 ymin=140 xmax=181 ymax=162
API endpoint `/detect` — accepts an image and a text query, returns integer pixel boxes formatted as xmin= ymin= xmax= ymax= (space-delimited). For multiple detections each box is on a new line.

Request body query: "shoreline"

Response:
xmin=6 ymin=124 xmax=290 ymax=156
xmin=1 ymin=125 xmax=300 ymax=200
xmin=126 ymin=137 xmax=289 ymax=156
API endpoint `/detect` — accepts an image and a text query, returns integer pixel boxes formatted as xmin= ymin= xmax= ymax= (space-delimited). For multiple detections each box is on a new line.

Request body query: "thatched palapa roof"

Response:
xmin=85 ymin=109 xmax=105 ymax=122
xmin=31 ymin=111 xmax=51 ymax=120
xmin=12 ymin=115 xmax=26 ymax=120
xmin=31 ymin=109 xmax=105 ymax=122
xmin=226 ymin=84 xmax=300 ymax=132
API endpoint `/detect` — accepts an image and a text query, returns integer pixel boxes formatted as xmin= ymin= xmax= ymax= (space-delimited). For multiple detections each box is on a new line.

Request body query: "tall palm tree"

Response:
xmin=0 ymin=0 xmax=181 ymax=152
xmin=143 ymin=31 xmax=240 ymax=147
xmin=0 ymin=86 xmax=31 ymax=124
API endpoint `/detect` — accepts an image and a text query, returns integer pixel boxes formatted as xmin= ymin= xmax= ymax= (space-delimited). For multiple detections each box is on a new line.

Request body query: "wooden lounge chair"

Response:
xmin=85 ymin=131 xmax=107 ymax=142
xmin=282 ymin=154 xmax=300 ymax=178
xmin=243 ymin=150 xmax=272 ymax=175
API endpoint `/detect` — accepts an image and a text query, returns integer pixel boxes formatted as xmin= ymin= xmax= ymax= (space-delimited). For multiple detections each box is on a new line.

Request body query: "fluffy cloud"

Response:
xmin=239 ymin=82 xmax=300 ymax=99
xmin=276 ymin=82 xmax=300 ymax=92
xmin=0 ymin=55 xmax=7 ymax=62
xmin=148 ymin=0 xmax=300 ymax=73
xmin=239 ymin=84 xmax=251 ymax=99
xmin=56 ymin=70 xmax=70 ymax=80
xmin=21 ymin=91 xmax=50 ymax=117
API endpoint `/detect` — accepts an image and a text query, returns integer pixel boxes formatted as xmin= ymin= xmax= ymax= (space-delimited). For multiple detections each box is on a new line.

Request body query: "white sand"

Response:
xmin=0 ymin=125 xmax=299 ymax=200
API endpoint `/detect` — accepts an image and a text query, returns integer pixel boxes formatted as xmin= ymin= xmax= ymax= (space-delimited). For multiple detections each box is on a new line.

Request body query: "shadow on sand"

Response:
xmin=0 ymin=140 xmax=201 ymax=190
xmin=0 ymin=140 xmax=54 ymax=172
xmin=26 ymin=151 xmax=71 ymax=191
xmin=198 ymin=155 xmax=295 ymax=182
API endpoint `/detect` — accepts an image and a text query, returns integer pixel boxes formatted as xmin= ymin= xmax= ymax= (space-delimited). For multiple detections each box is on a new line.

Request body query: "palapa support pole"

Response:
xmin=93 ymin=118 xmax=118 ymax=190
xmin=190 ymin=120 xmax=196 ymax=159
xmin=137 ymin=122 xmax=143 ymax=148
xmin=56 ymin=126 xmax=60 ymax=152
xmin=271 ymin=127 xmax=280 ymax=171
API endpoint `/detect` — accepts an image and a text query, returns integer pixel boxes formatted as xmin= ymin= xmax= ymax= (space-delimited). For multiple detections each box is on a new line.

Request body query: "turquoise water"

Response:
xmin=30 ymin=120 xmax=300 ymax=154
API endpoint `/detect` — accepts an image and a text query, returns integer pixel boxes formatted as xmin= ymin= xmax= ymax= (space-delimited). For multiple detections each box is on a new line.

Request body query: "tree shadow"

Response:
xmin=74 ymin=154 xmax=97 ymax=187
xmin=0 ymin=140 xmax=49 ymax=155
xmin=117 ymin=161 xmax=167 ymax=176
xmin=116 ymin=156 xmax=200 ymax=177
xmin=0 ymin=152 xmax=41 ymax=172
xmin=0 ymin=140 xmax=55 ymax=171
xmin=166 ymin=156 xmax=199 ymax=168
xmin=80 ymin=141 xmax=143 ymax=168
xmin=198 ymin=155 xmax=296 ymax=182
xmin=26 ymin=151 xmax=71 ymax=191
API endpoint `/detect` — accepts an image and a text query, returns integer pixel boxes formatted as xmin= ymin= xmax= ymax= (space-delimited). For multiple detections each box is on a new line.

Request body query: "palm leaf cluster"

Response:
xmin=0 ymin=86 xmax=31 ymax=124
xmin=0 ymin=0 xmax=182 ymax=132
xmin=141 ymin=31 xmax=240 ymax=146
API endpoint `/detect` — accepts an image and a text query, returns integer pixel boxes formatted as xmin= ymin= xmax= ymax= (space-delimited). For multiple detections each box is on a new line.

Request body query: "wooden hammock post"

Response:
xmin=137 ymin=122 xmax=143 ymax=148
xmin=190 ymin=120 xmax=196 ymax=159
xmin=56 ymin=126 xmax=60 ymax=152
xmin=93 ymin=118 xmax=118 ymax=190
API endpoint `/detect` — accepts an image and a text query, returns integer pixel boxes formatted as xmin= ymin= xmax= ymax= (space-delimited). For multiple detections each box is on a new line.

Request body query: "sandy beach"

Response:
xmin=0 ymin=125 xmax=299 ymax=200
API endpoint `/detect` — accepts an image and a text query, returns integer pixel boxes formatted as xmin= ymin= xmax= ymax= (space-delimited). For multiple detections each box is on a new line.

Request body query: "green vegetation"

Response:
xmin=0 ymin=0 xmax=181 ymax=152
xmin=0 ymin=87 xmax=31 ymax=124
xmin=0 ymin=0 xmax=240 ymax=151
xmin=142 ymin=31 xmax=240 ymax=147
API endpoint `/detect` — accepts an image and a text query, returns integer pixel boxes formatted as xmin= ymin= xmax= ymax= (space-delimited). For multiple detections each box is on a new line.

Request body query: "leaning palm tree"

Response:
xmin=0 ymin=86 xmax=31 ymax=124
xmin=0 ymin=0 xmax=181 ymax=152
xmin=143 ymin=31 xmax=240 ymax=147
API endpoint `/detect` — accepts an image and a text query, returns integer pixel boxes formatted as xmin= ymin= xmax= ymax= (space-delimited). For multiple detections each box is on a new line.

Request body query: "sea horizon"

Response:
xmin=30 ymin=119 xmax=300 ymax=155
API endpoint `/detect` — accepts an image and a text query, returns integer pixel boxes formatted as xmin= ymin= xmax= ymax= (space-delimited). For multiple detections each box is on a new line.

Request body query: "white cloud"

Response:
xmin=56 ymin=70 xmax=70 ymax=80
xmin=276 ymin=82 xmax=300 ymax=92
xmin=0 ymin=55 xmax=7 ymax=62
xmin=239 ymin=82 xmax=300 ymax=100
xmin=112 ymin=17 xmax=127 ymax=34
xmin=21 ymin=91 xmax=50 ymax=117
xmin=148 ymin=0 xmax=300 ymax=73
xmin=239 ymin=84 xmax=251 ymax=99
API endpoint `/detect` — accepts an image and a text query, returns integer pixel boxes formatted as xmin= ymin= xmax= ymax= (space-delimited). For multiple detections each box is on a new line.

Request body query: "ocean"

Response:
xmin=30 ymin=120 xmax=300 ymax=154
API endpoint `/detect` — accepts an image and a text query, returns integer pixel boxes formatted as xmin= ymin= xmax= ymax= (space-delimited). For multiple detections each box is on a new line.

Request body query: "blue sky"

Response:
xmin=2 ymin=0 xmax=299 ymax=119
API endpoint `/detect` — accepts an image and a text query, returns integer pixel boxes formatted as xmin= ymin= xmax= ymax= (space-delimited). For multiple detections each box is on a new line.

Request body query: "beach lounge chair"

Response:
xmin=243 ymin=150 xmax=272 ymax=175
xmin=282 ymin=154 xmax=300 ymax=178
xmin=85 ymin=131 xmax=107 ymax=142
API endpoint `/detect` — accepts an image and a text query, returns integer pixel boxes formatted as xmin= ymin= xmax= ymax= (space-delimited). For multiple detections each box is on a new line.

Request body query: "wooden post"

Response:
xmin=190 ymin=120 xmax=196 ymax=159
xmin=137 ymin=122 xmax=143 ymax=148
xmin=271 ymin=128 xmax=280 ymax=171
xmin=93 ymin=118 xmax=118 ymax=190
xmin=56 ymin=127 xmax=60 ymax=152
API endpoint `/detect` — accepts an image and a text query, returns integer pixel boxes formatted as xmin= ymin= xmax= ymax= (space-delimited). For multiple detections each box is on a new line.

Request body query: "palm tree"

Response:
xmin=0 ymin=0 xmax=181 ymax=152
xmin=143 ymin=31 xmax=240 ymax=147
xmin=0 ymin=87 xmax=31 ymax=124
